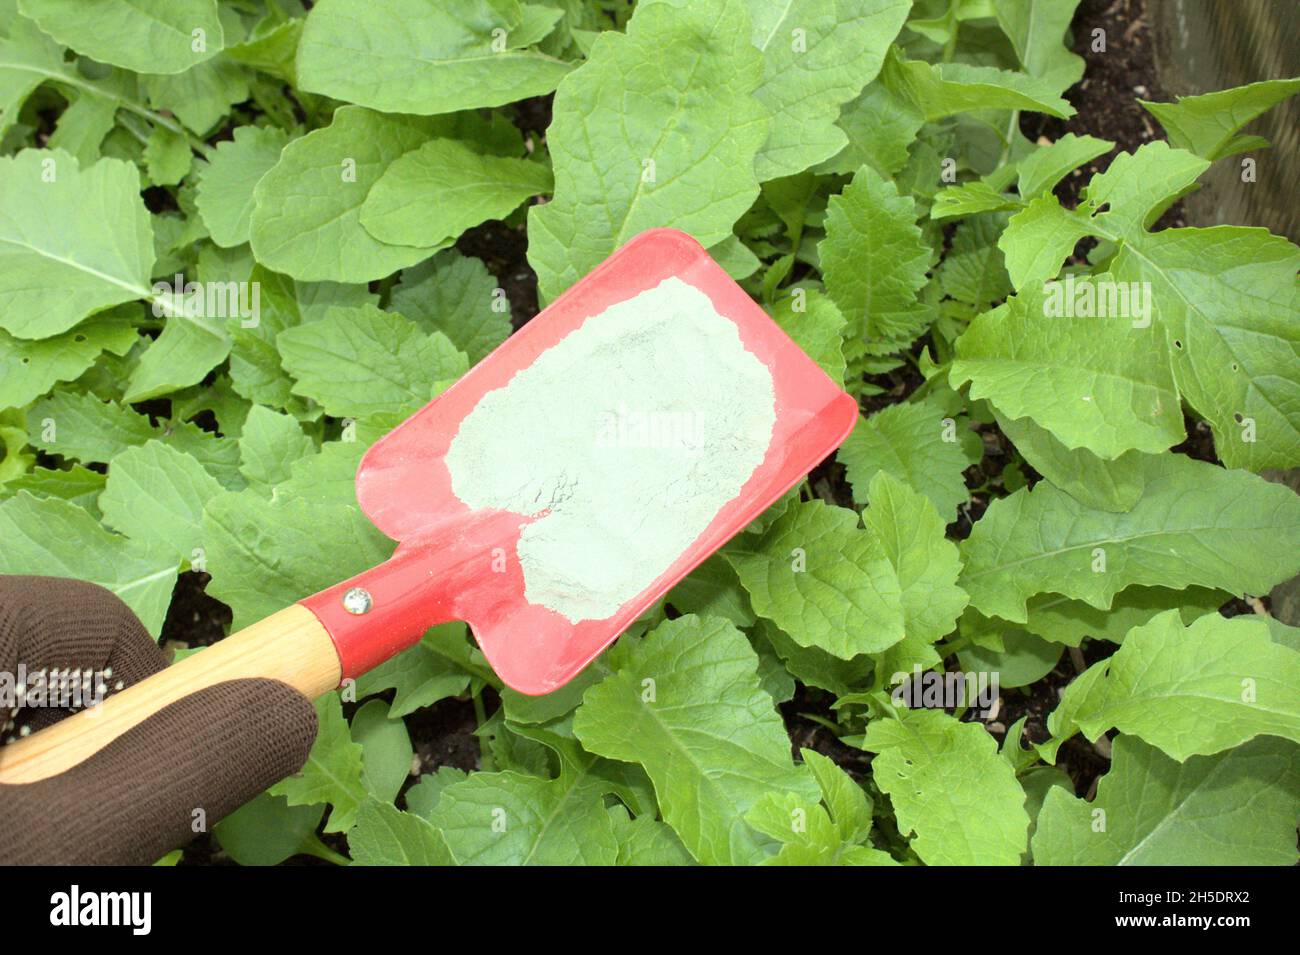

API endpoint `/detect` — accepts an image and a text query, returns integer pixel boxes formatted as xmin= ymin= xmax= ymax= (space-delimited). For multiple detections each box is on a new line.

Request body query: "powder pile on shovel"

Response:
xmin=445 ymin=277 xmax=775 ymax=622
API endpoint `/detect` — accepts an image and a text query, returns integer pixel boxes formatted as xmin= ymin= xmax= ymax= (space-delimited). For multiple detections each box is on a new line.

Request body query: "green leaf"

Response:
xmin=667 ymin=551 xmax=756 ymax=629
xmin=142 ymin=125 xmax=191 ymax=186
xmin=936 ymin=212 xmax=1012 ymax=309
xmin=864 ymin=472 xmax=968 ymax=673
xmin=236 ymin=405 xmax=314 ymax=490
xmin=959 ymin=454 xmax=1300 ymax=624
xmin=214 ymin=793 xmax=329 ymax=867
xmin=997 ymin=195 xmax=1093 ymax=287
xmin=18 ymin=0 xmax=224 ymax=75
xmin=47 ymin=90 xmax=119 ymax=166
xmin=1033 ymin=735 xmax=1300 ymax=865
xmin=727 ymin=500 xmax=905 ymax=658
xmin=930 ymin=180 xmax=1022 ymax=220
xmin=767 ymin=289 xmax=847 ymax=382
xmin=1115 ymin=225 xmax=1300 ymax=472
xmin=0 ymin=149 xmax=154 ymax=338
xmin=25 ymin=391 xmax=240 ymax=485
xmin=526 ymin=0 xmax=767 ymax=302
xmin=348 ymin=799 xmax=454 ymax=865
xmin=838 ymin=398 xmax=972 ymax=519
xmin=355 ymin=623 xmax=475 ymax=717
xmin=248 ymin=106 xmax=447 ymax=283
xmin=815 ymin=81 xmax=924 ymax=177
xmin=360 ymin=138 xmax=552 ymax=247
xmin=1017 ymin=586 xmax=1226 ymax=647
xmin=861 ymin=709 xmax=1029 ymax=865
xmin=992 ymin=411 xmax=1152 ymax=512
xmin=879 ymin=46 xmax=1074 ymax=122
xmin=959 ymin=628 xmax=1061 ymax=688
xmin=297 ymin=0 xmax=570 ymax=115
xmin=951 ymin=282 xmax=1184 ymax=458
xmin=573 ymin=615 xmax=819 ymax=865
xmin=744 ymin=0 xmax=911 ymax=180
xmin=141 ymin=59 xmax=249 ymax=135
xmin=0 ymin=309 xmax=137 ymax=409
xmin=609 ymin=806 xmax=696 ymax=866
xmin=202 ymin=448 xmax=394 ymax=629
xmin=1047 ymin=611 xmax=1300 ymax=761
xmin=99 ymin=440 xmax=223 ymax=564
xmin=1140 ymin=77 xmax=1300 ymax=161
xmin=801 ymin=748 xmax=873 ymax=845
xmin=0 ymin=492 xmax=176 ymax=634
xmin=351 ymin=699 xmax=414 ymax=803
xmin=426 ymin=769 xmax=618 ymax=865
xmin=993 ymin=0 xmax=1085 ymax=94
xmin=278 ymin=304 xmax=468 ymax=423
xmin=270 ymin=693 xmax=367 ymax=833
xmin=1016 ymin=133 xmax=1112 ymax=199
xmin=123 ymin=308 xmax=231 ymax=403
xmin=228 ymin=266 xmax=375 ymax=411
xmin=389 ymin=252 xmax=511 ymax=367
xmin=196 ymin=125 xmax=289 ymax=249
xmin=5 ymin=464 xmax=106 ymax=515
xmin=820 ymin=163 xmax=931 ymax=349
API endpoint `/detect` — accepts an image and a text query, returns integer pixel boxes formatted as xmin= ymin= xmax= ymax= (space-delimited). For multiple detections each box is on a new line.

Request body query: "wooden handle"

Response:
xmin=0 ymin=604 xmax=341 ymax=784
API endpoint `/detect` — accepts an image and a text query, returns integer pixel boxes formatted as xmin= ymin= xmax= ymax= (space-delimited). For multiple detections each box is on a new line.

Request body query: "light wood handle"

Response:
xmin=0 ymin=604 xmax=341 ymax=784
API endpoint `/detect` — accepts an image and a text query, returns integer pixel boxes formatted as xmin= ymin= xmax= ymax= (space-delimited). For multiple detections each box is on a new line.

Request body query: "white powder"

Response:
xmin=445 ymin=277 xmax=775 ymax=622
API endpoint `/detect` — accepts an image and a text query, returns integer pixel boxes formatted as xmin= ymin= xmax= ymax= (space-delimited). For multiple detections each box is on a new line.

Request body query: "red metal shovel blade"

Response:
xmin=344 ymin=229 xmax=857 ymax=694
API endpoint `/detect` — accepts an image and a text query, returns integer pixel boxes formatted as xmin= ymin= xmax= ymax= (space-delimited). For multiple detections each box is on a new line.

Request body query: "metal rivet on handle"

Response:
xmin=342 ymin=587 xmax=373 ymax=615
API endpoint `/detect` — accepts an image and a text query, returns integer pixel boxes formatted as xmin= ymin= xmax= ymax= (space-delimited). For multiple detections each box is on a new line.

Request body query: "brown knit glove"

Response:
xmin=0 ymin=576 xmax=319 ymax=865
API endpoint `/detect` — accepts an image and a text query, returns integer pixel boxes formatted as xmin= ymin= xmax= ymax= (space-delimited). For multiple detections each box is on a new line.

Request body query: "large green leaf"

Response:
xmin=348 ymin=799 xmax=454 ymax=865
xmin=277 ymin=304 xmax=468 ymax=423
xmin=1000 ymin=141 xmax=1300 ymax=470
xmin=202 ymin=445 xmax=394 ymax=629
xmin=195 ymin=125 xmax=289 ymax=249
xmin=861 ymin=709 xmax=1029 ymax=865
xmin=820 ymin=163 xmax=931 ymax=348
xmin=1033 ymin=735 xmax=1300 ymax=865
xmin=0 ymin=492 xmax=176 ymax=634
xmin=838 ymin=398 xmax=972 ymax=519
xmin=18 ymin=0 xmax=224 ymax=75
xmin=99 ymin=440 xmax=223 ymax=564
xmin=1046 ymin=611 xmax=1300 ymax=761
xmin=727 ymin=500 xmax=905 ymax=658
xmin=1140 ymin=77 xmax=1300 ymax=161
xmin=389 ymin=251 xmax=512 ymax=365
xmin=360 ymin=138 xmax=551 ymax=248
xmin=297 ymin=0 xmax=570 ymax=115
xmin=0 ymin=309 xmax=136 ymax=409
xmin=526 ymin=0 xmax=768 ymax=302
xmin=248 ymin=107 xmax=446 ymax=283
xmin=951 ymin=282 xmax=1185 ymax=458
xmin=269 ymin=693 xmax=367 ymax=833
xmin=743 ymin=0 xmax=910 ymax=180
xmin=993 ymin=0 xmax=1084 ymax=95
xmin=0 ymin=150 xmax=154 ymax=338
xmin=878 ymin=46 xmax=1073 ymax=121
xmin=425 ymin=769 xmax=619 ymax=865
xmin=863 ymin=472 xmax=968 ymax=674
xmin=959 ymin=454 xmax=1300 ymax=624
xmin=573 ymin=615 xmax=818 ymax=865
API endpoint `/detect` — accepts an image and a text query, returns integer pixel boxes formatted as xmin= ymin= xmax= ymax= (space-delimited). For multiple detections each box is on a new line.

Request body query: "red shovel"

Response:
xmin=0 ymin=229 xmax=857 ymax=784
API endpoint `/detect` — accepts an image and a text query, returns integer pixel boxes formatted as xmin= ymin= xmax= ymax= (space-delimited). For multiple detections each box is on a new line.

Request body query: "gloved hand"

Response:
xmin=0 ymin=576 xmax=318 ymax=865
